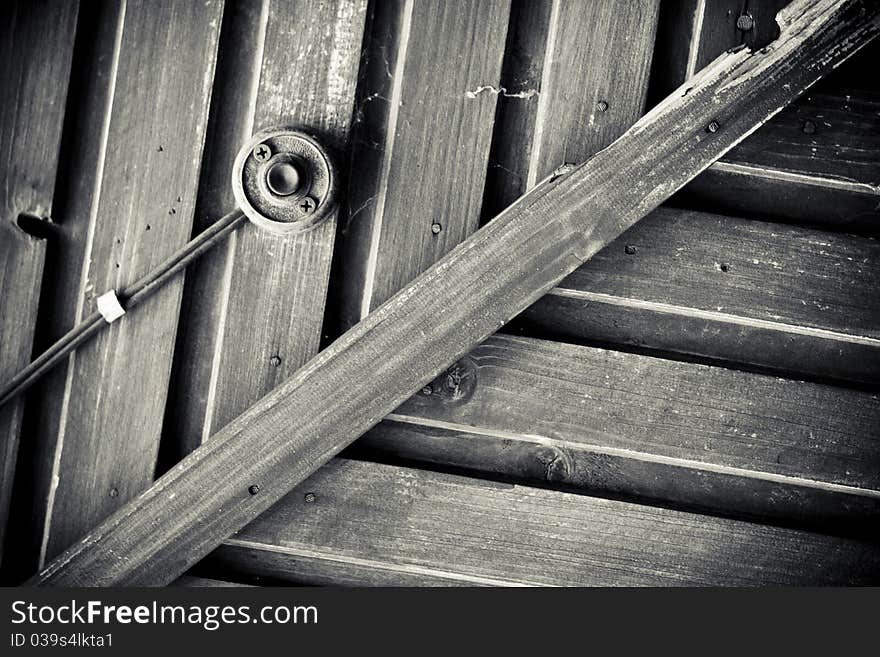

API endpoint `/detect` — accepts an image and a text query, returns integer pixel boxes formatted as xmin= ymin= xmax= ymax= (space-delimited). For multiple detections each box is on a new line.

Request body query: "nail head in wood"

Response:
xmin=736 ymin=13 xmax=755 ymax=32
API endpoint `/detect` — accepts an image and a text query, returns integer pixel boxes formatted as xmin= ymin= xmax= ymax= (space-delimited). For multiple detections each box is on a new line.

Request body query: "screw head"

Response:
xmin=431 ymin=222 xmax=442 ymax=235
xmin=298 ymin=196 xmax=317 ymax=214
xmin=304 ymin=492 xmax=316 ymax=503
xmin=706 ymin=120 xmax=720 ymax=134
xmin=596 ymin=100 xmax=609 ymax=112
xmin=802 ymin=120 xmax=817 ymax=135
xmin=736 ymin=13 xmax=754 ymax=31
xmin=252 ymin=143 xmax=271 ymax=162
xmin=248 ymin=484 xmax=261 ymax=495
xmin=266 ymin=161 xmax=301 ymax=196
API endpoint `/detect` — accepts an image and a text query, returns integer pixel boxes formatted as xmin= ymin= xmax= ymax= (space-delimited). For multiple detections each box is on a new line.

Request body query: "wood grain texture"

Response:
xmin=331 ymin=0 xmax=511 ymax=332
xmin=0 ymin=0 xmax=78 ymax=569
xmin=679 ymin=158 xmax=880 ymax=233
xmin=517 ymin=206 xmax=880 ymax=385
xmin=648 ymin=0 xmax=747 ymax=104
xmin=171 ymin=575 xmax=251 ymax=588
xmin=211 ymin=459 xmax=880 ymax=586
xmin=679 ymin=62 xmax=880 ymax=233
xmin=484 ymin=0 xmax=660 ymax=217
xmin=31 ymin=0 xmax=880 ymax=586
xmin=166 ymin=0 xmax=367 ymax=454
xmin=651 ymin=0 xmax=879 ymax=229
xmin=27 ymin=0 xmax=224 ymax=565
xmin=10 ymin=0 xmax=125 ymax=579
xmin=349 ymin=334 xmax=880 ymax=536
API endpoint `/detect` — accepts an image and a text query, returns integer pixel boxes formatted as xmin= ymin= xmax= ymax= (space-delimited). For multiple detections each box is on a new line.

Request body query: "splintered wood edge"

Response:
xmin=31 ymin=0 xmax=880 ymax=586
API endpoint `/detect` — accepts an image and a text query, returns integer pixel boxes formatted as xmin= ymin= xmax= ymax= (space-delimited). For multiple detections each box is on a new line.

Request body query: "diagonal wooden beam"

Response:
xmin=31 ymin=0 xmax=880 ymax=586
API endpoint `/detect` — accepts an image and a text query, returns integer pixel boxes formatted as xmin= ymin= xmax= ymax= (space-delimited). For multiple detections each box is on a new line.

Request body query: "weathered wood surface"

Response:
xmin=10 ymin=0 xmax=124 ymax=578
xmin=331 ymin=0 xmax=510 ymax=332
xmin=484 ymin=0 xmax=660 ymax=217
xmin=348 ymin=334 xmax=880 ymax=536
xmin=211 ymin=459 xmax=880 ymax=586
xmin=22 ymin=0 xmax=224 ymax=566
xmin=682 ymin=69 xmax=880 ymax=233
xmin=0 ymin=0 xmax=79 ymax=571
xmin=652 ymin=0 xmax=879 ymax=229
xmin=165 ymin=0 xmax=367 ymax=458
xmin=172 ymin=575 xmax=251 ymax=588
xmin=32 ymin=0 xmax=880 ymax=586
xmin=649 ymin=0 xmax=784 ymax=102
xmin=518 ymin=206 xmax=880 ymax=385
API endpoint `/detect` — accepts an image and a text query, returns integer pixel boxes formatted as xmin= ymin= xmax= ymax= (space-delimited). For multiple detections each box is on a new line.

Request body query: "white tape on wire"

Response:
xmin=97 ymin=290 xmax=126 ymax=323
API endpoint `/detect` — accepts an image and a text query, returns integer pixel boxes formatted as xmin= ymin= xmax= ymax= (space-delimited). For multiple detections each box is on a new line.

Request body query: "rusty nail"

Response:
xmin=252 ymin=143 xmax=271 ymax=162
xmin=298 ymin=196 xmax=317 ymax=214
xmin=248 ymin=484 xmax=261 ymax=495
xmin=596 ymin=100 xmax=609 ymax=112
xmin=431 ymin=222 xmax=442 ymax=235
xmin=736 ymin=13 xmax=754 ymax=31
xmin=706 ymin=120 xmax=720 ymax=133
xmin=269 ymin=355 xmax=282 ymax=367
xmin=802 ymin=120 xmax=817 ymax=135
xmin=624 ymin=244 xmax=637 ymax=255
xmin=304 ymin=492 xmax=316 ymax=503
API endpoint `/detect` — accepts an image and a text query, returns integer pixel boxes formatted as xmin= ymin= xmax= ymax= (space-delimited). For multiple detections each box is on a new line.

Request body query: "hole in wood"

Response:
xmin=15 ymin=212 xmax=54 ymax=240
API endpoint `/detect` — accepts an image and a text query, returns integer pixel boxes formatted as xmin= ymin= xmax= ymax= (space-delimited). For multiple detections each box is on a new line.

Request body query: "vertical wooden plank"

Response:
xmin=331 ymin=0 xmax=512 ymax=332
xmin=484 ymin=0 xmax=660 ymax=216
xmin=0 ymin=0 xmax=79 ymax=569
xmin=167 ymin=0 xmax=368 ymax=451
xmin=162 ymin=0 xmax=267 ymax=463
xmin=526 ymin=1 xmax=661 ymax=187
xmin=9 ymin=0 xmax=125 ymax=579
xmin=30 ymin=0 xmax=224 ymax=565
xmin=648 ymin=0 xmax=744 ymax=105
xmin=481 ymin=0 xmax=552 ymax=220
